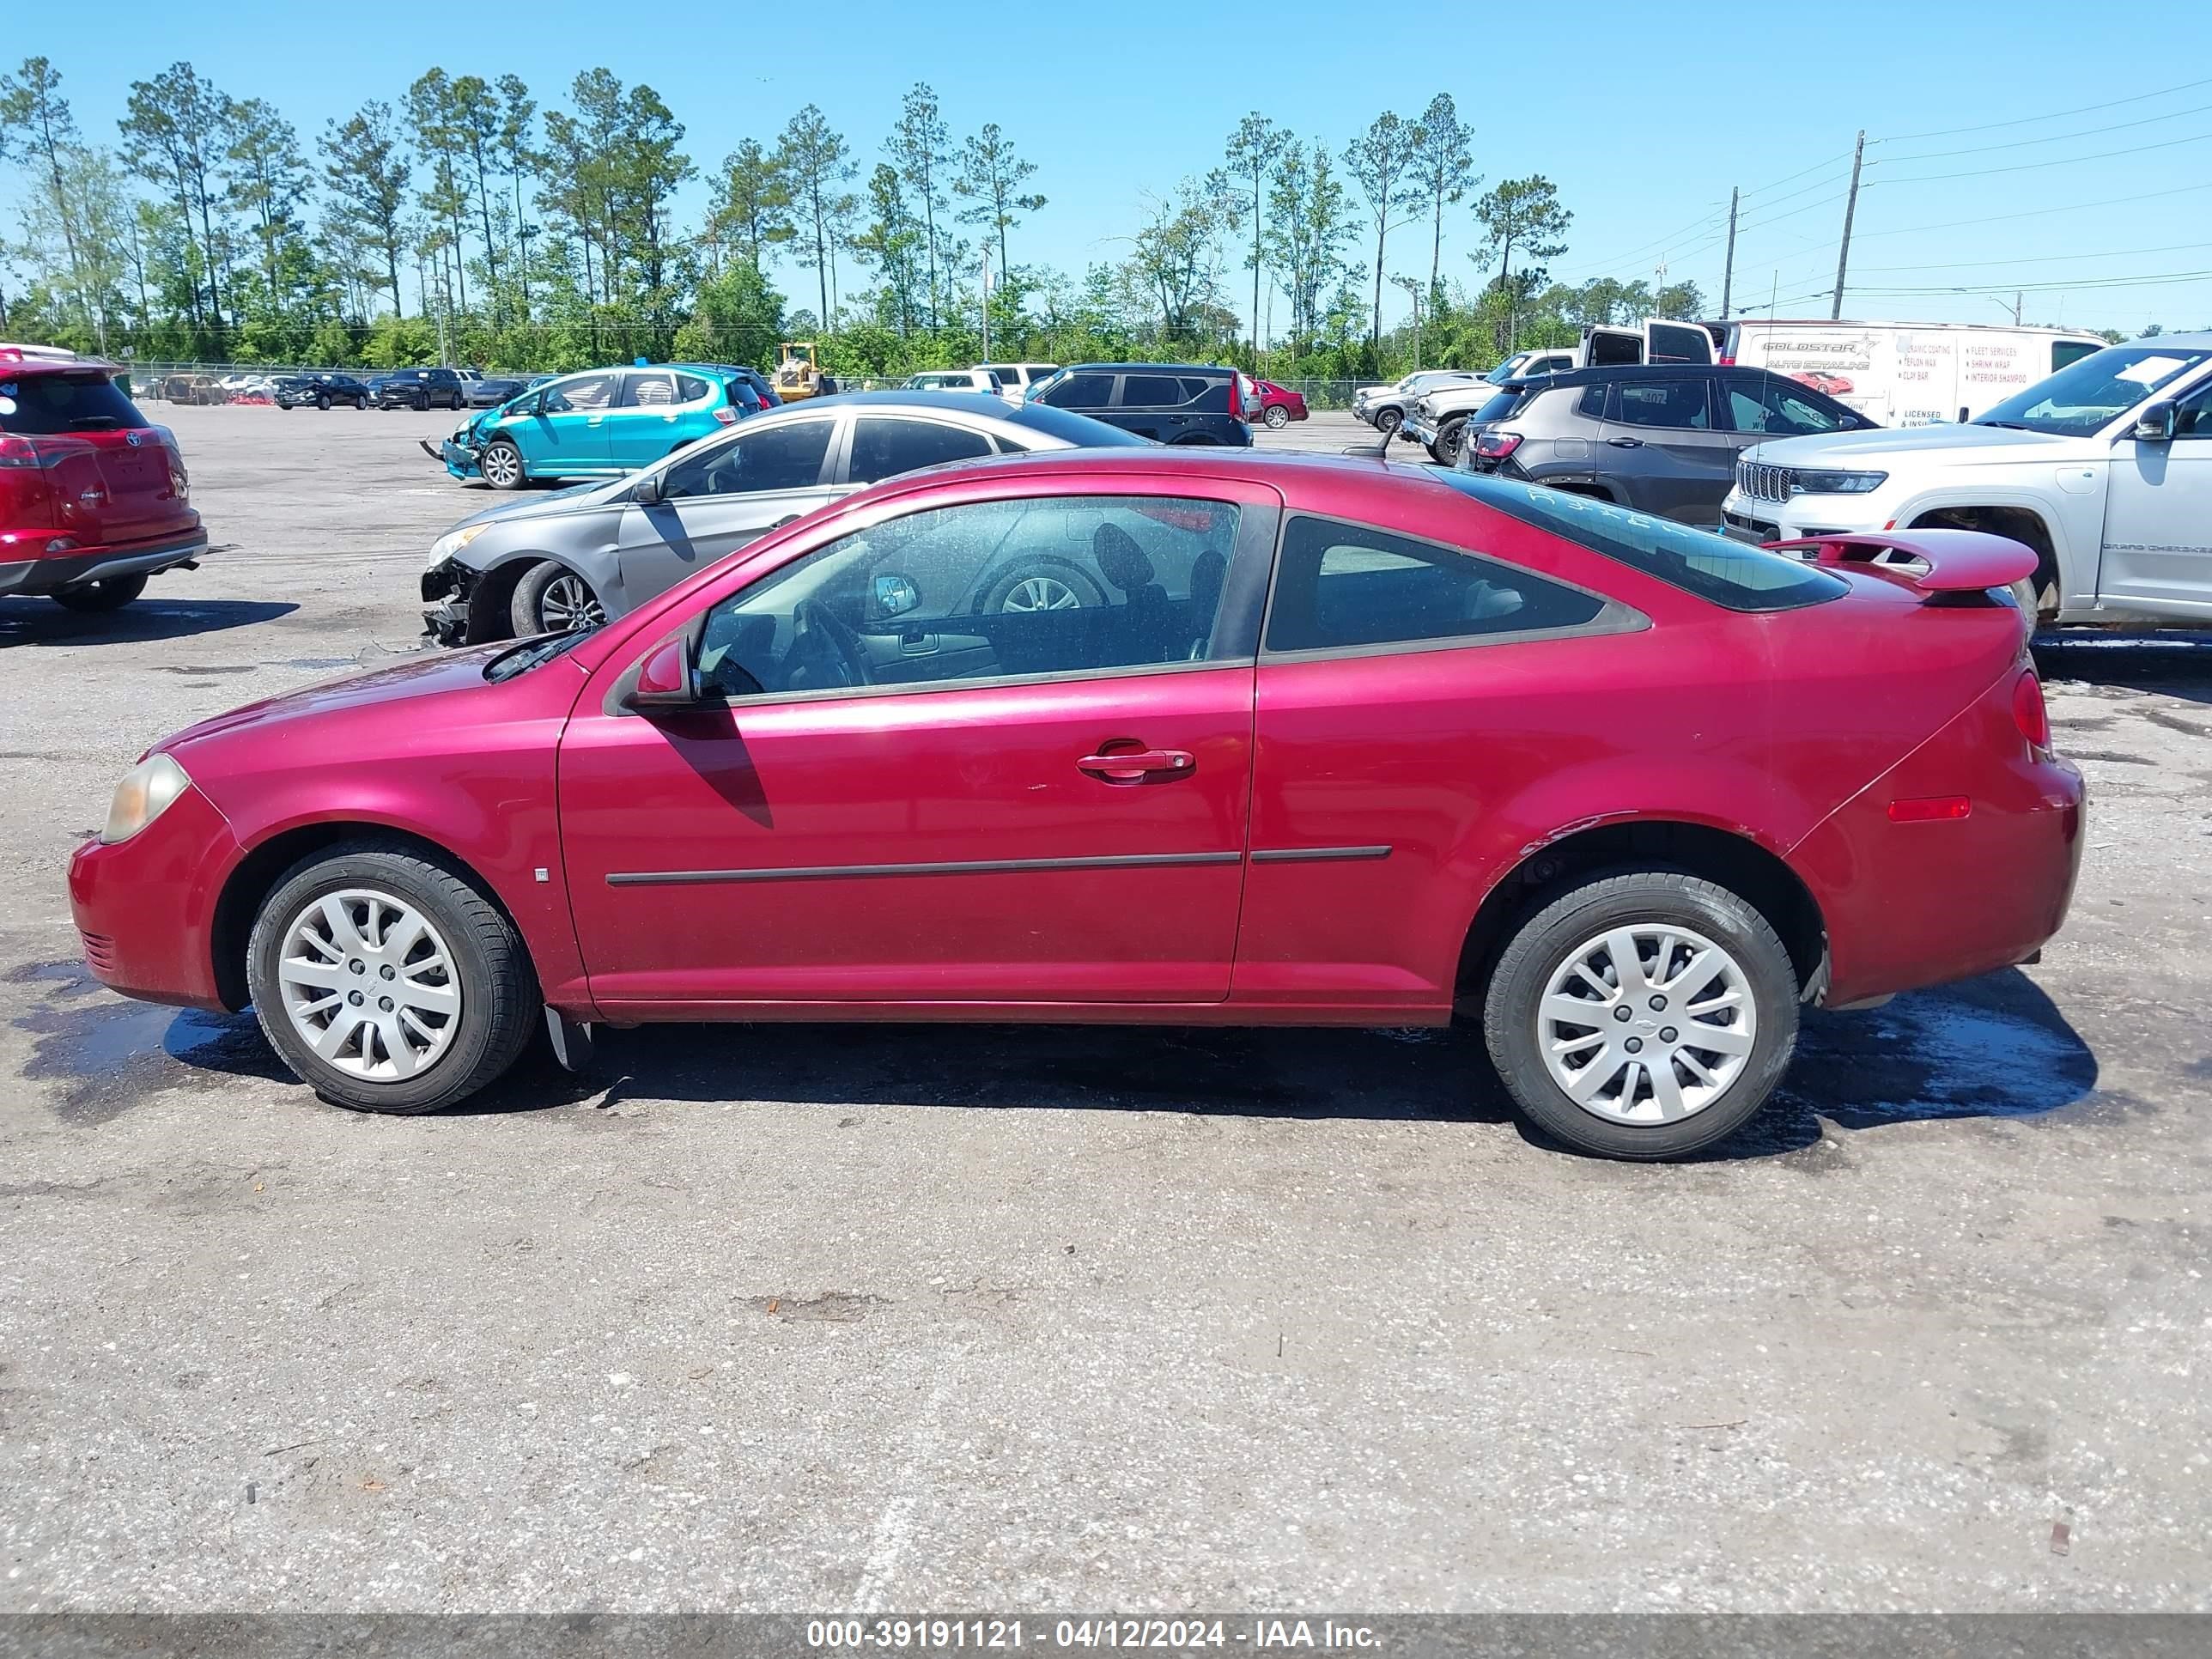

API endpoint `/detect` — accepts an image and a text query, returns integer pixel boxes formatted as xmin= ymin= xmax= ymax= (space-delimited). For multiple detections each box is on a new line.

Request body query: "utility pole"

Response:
xmin=2014 ymin=290 xmax=2024 ymax=325
xmin=980 ymin=241 xmax=992 ymax=363
xmin=1392 ymin=276 xmax=1424 ymax=373
xmin=1721 ymin=186 xmax=1740 ymax=319
xmin=1831 ymin=130 xmax=1866 ymax=321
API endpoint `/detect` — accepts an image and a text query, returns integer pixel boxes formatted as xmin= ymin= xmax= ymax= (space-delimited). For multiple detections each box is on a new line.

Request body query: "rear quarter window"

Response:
xmin=1435 ymin=472 xmax=1849 ymax=612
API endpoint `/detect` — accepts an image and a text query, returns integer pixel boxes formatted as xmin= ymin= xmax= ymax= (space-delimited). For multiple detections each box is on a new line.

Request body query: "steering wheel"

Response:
xmin=793 ymin=599 xmax=873 ymax=689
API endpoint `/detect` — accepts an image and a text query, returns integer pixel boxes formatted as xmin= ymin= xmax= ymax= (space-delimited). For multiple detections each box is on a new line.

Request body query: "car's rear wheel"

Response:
xmin=51 ymin=574 xmax=149 ymax=613
xmin=1263 ymin=404 xmax=1291 ymax=429
xmin=480 ymin=440 xmax=526 ymax=490
xmin=512 ymin=560 xmax=605 ymax=635
xmin=1483 ymin=871 xmax=1799 ymax=1160
xmin=246 ymin=844 xmax=536 ymax=1115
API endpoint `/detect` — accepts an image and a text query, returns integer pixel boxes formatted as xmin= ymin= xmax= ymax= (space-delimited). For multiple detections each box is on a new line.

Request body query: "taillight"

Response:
xmin=1718 ymin=353 xmax=1736 ymax=367
xmin=712 ymin=405 xmax=738 ymax=424
xmin=0 ymin=434 xmax=40 ymax=468
xmin=1228 ymin=375 xmax=1245 ymax=421
xmin=2011 ymin=669 xmax=2051 ymax=754
xmin=1474 ymin=430 xmax=1522 ymax=460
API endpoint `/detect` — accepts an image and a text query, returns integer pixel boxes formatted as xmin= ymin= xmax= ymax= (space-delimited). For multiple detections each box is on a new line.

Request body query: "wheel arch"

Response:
xmin=1454 ymin=818 xmax=1828 ymax=1012
xmin=1903 ymin=501 xmax=2061 ymax=612
xmin=210 ymin=821 xmax=545 ymax=1013
xmin=465 ymin=550 xmax=597 ymax=643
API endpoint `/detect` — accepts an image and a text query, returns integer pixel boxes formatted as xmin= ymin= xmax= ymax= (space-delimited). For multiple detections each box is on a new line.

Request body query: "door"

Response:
xmin=1644 ymin=320 xmax=1716 ymax=365
xmin=1596 ymin=376 xmax=1739 ymax=524
xmin=2099 ymin=376 xmax=2212 ymax=617
xmin=1237 ymin=514 xmax=1629 ymax=1012
xmin=515 ymin=372 xmax=619 ymax=475
xmin=1115 ymin=373 xmax=1191 ymax=441
xmin=560 ymin=485 xmax=1273 ymax=1006
xmin=611 ymin=413 xmax=842 ymax=605
xmin=604 ymin=369 xmax=695 ymax=469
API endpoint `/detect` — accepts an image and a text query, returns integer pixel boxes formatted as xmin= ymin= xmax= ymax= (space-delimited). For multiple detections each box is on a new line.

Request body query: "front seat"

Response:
xmin=1185 ymin=548 xmax=1226 ymax=658
xmin=1091 ymin=522 xmax=1176 ymax=661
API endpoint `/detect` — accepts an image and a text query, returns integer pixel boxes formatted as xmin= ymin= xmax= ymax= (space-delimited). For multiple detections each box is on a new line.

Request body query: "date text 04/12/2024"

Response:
xmin=804 ymin=1620 xmax=1382 ymax=1650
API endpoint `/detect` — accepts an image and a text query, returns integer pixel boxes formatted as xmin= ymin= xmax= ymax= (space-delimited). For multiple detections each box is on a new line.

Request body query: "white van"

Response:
xmin=1582 ymin=319 xmax=2107 ymax=427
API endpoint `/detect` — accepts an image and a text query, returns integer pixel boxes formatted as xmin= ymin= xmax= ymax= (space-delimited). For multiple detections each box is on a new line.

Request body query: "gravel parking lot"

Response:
xmin=2 ymin=404 xmax=2209 ymax=1612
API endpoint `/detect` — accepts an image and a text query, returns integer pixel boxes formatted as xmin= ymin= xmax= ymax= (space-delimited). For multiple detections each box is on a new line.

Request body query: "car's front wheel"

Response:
xmin=246 ymin=843 xmax=537 ymax=1114
xmin=480 ymin=440 xmax=526 ymax=490
xmin=1483 ymin=871 xmax=1799 ymax=1160
xmin=1263 ymin=404 xmax=1291 ymax=429
xmin=1374 ymin=408 xmax=1402 ymax=438
xmin=512 ymin=560 xmax=605 ymax=635
xmin=51 ymin=574 xmax=149 ymax=612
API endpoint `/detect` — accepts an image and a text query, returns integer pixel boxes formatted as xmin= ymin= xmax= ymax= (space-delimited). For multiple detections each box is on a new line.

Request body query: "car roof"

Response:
xmin=0 ymin=351 xmax=124 ymax=376
xmin=1061 ymin=362 xmax=1234 ymax=377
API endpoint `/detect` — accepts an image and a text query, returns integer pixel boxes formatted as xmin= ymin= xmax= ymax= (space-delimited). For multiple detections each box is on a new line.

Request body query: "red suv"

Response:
xmin=69 ymin=452 xmax=2082 ymax=1159
xmin=0 ymin=351 xmax=206 ymax=613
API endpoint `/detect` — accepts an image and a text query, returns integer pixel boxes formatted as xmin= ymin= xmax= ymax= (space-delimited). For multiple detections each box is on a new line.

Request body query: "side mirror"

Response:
xmin=630 ymin=471 xmax=662 ymax=506
xmin=623 ymin=633 xmax=700 ymax=711
xmin=872 ymin=573 xmax=919 ymax=618
xmin=2134 ymin=400 xmax=2178 ymax=443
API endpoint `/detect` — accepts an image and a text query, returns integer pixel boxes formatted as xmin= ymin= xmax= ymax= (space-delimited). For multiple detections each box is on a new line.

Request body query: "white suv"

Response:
xmin=1720 ymin=334 xmax=2212 ymax=623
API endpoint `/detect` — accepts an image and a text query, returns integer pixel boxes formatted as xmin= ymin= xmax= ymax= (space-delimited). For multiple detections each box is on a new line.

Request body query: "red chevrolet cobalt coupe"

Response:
xmin=70 ymin=453 xmax=2082 ymax=1159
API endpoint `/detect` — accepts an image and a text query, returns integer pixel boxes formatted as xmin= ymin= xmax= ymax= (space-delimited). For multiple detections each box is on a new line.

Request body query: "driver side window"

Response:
xmin=660 ymin=419 xmax=835 ymax=501
xmin=2176 ymin=380 xmax=2212 ymax=439
xmin=693 ymin=495 xmax=1244 ymax=701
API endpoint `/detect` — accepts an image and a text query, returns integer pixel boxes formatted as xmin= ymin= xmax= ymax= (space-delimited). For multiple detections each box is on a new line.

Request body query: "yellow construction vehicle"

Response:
xmin=773 ymin=341 xmax=835 ymax=401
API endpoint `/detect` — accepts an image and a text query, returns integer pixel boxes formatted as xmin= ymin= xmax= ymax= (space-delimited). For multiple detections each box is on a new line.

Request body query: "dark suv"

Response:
xmin=1027 ymin=363 xmax=1251 ymax=446
xmin=373 ymin=367 xmax=469 ymax=411
xmin=1453 ymin=364 xmax=1872 ymax=526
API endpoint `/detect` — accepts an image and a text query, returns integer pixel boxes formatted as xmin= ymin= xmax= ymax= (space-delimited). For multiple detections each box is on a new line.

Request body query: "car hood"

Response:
xmin=1743 ymin=423 xmax=2087 ymax=467
xmin=155 ymin=647 xmax=515 ymax=759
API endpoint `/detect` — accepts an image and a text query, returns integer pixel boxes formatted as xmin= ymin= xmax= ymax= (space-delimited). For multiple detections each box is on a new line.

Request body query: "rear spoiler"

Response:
xmin=1763 ymin=529 xmax=2038 ymax=595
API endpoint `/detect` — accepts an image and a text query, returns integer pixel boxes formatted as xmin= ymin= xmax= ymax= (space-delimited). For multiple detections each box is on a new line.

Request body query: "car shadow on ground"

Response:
xmin=0 ymin=599 xmax=298 ymax=647
xmin=2033 ymin=629 xmax=2212 ymax=708
xmin=25 ymin=961 xmax=2100 ymax=1159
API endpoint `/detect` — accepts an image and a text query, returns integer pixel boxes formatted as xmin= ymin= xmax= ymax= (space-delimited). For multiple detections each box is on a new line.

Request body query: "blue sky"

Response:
xmin=11 ymin=0 xmax=2212 ymax=338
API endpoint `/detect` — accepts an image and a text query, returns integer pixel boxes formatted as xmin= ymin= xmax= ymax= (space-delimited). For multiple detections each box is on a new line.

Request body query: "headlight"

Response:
xmin=1792 ymin=469 xmax=1888 ymax=495
xmin=101 ymin=754 xmax=191 ymax=845
xmin=428 ymin=522 xmax=490 ymax=568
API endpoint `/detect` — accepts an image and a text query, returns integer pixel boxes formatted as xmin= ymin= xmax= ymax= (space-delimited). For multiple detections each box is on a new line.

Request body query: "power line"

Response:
xmin=1872 ymin=126 xmax=2212 ymax=185
xmin=1840 ymin=180 xmax=2212 ymax=241
xmin=1851 ymin=268 xmax=2212 ymax=296
xmin=1878 ymin=73 xmax=2212 ymax=143
xmin=1735 ymin=149 xmax=1855 ymax=205
xmin=1876 ymin=100 xmax=2212 ymax=165
xmin=1854 ymin=240 xmax=2212 ymax=274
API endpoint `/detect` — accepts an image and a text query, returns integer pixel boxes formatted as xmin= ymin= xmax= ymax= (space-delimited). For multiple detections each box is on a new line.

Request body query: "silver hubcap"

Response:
xmin=1266 ymin=406 xmax=1288 ymax=427
xmin=541 ymin=574 xmax=604 ymax=630
xmin=1000 ymin=575 xmax=1083 ymax=612
xmin=277 ymin=890 xmax=463 ymax=1083
xmin=1537 ymin=924 xmax=1756 ymax=1125
xmin=484 ymin=447 xmax=519 ymax=484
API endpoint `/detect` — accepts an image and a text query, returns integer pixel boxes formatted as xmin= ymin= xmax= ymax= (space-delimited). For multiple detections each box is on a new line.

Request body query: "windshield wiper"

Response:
xmin=1974 ymin=419 xmax=2031 ymax=429
xmin=483 ymin=629 xmax=592 ymax=683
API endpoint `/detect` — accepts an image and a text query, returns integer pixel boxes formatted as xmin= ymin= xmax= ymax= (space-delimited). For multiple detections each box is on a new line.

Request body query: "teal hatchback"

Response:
xmin=433 ymin=364 xmax=763 ymax=489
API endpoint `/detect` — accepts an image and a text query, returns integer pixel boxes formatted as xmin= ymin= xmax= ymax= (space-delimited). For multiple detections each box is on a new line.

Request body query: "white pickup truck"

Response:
xmin=1720 ymin=333 xmax=2212 ymax=623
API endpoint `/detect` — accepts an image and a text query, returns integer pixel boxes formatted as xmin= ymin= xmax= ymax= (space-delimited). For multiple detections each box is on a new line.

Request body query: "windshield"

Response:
xmin=0 ymin=372 xmax=146 ymax=434
xmin=1005 ymin=403 xmax=1152 ymax=447
xmin=1974 ymin=345 xmax=2212 ymax=437
xmin=1436 ymin=471 xmax=1848 ymax=613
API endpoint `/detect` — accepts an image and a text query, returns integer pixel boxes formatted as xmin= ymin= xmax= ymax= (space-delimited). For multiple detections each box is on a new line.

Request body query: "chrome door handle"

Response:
xmin=1607 ymin=436 xmax=1642 ymax=448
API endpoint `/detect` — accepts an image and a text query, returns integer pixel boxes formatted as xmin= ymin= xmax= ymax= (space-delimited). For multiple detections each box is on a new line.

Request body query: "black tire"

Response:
xmin=246 ymin=842 xmax=537 ymax=1115
xmin=448 ymin=392 xmax=465 ymax=410
xmin=356 ymin=396 xmax=368 ymax=410
xmin=980 ymin=559 xmax=1106 ymax=615
xmin=1263 ymin=404 xmax=1291 ymax=429
xmin=1374 ymin=408 xmax=1403 ymax=437
xmin=480 ymin=439 xmax=526 ymax=491
xmin=1483 ymin=870 xmax=1800 ymax=1161
xmin=510 ymin=559 xmax=603 ymax=635
xmin=1427 ymin=419 xmax=1466 ymax=466
xmin=313 ymin=392 xmax=330 ymax=410
xmin=51 ymin=574 xmax=149 ymax=612
xmin=413 ymin=390 xmax=428 ymax=411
